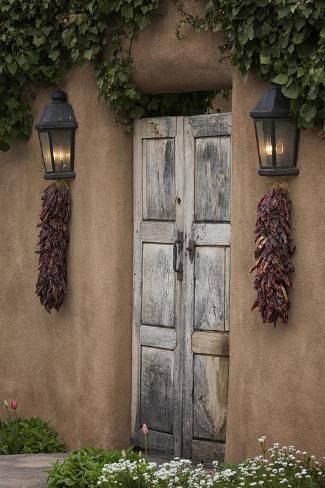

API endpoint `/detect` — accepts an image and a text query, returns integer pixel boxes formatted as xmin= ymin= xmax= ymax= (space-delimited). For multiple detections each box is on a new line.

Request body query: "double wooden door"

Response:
xmin=132 ymin=113 xmax=231 ymax=461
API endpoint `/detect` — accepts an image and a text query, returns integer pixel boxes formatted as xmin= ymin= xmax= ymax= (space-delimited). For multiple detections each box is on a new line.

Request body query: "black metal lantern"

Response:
xmin=250 ymin=84 xmax=299 ymax=176
xmin=35 ymin=89 xmax=77 ymax=180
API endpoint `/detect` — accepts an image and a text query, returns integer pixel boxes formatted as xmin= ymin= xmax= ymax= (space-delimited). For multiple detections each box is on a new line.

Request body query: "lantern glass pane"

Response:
xmin=50 ymin=129 xmax=72 ymax=173
xmin=39 ymin=132 xmax=52 ymax=172
xmin=274 ymin=119 xmax=297 ymax=168
xmin=255 ymin=120 xmax=273 ymax=167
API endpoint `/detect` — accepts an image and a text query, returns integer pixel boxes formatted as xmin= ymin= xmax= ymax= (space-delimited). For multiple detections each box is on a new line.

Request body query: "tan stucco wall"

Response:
xmin=0 ymin=66 xmax=133 ymax=449
xmin=226 ymin=71 xmax=325 ymax=461
xmin=0 ymin=0 xmax=324 ymax=461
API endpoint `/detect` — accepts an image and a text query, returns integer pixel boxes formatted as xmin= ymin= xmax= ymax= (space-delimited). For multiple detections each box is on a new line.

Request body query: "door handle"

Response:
xmin=173 ymin=231 xmax=183 ymax=281
xmin=186 ymin=239 xmax=195 ymax=263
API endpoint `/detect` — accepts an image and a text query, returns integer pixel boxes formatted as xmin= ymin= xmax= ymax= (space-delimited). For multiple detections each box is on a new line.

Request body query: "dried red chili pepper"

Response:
xmin=250 ymin=184 xmax=295 ymax=326
xmin=35 ymin=183 xmax=71 ymax=313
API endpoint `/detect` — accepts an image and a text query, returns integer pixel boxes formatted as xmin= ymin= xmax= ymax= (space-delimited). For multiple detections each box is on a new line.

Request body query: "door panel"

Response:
xmin=193 ymin=355 xmax=229 ymax=441
xmin=133 ymin=113 xmax=231 ymax=461
xmin=195 ymin=136 xmax=231 ymax=222
xmin=183 ymin=114 xmax=231 ymax=460
xmin=143 ymin=138 xmax=176 ymax=221
xmin=132 ymin=117 xmax=184 ymax=457
xmin=194 ymin=246 xmax=226 ymax=331
xmin=141 ymin=347 xmax=174 ymax=433
xmin=142 ymin=243 xmax=175 ymax=327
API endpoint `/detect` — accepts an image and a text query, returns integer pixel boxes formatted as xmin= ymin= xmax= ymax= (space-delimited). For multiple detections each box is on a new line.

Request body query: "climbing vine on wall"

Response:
xmin=177 ymin=0 xmax=325 ymax=131
xmin=0 ymin=0 xmax=215 ymax=150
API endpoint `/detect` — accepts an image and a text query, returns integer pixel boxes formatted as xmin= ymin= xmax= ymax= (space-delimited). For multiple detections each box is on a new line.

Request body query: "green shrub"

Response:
xmin=0 ymin=417 xmax=65 ymax=454
xmin=47 ymin=447 xmax=141 ymax=488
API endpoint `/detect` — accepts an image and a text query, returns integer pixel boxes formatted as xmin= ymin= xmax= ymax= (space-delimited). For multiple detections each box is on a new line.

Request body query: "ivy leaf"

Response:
xmin=7 ymin=62 xmax=17 ymax=75
xmin=282 ymin=84 xmax=300 ymax=99
xmin=260 ymin=53 xmax=271 ymax=65
xmin=272 ymin=74 xmax=288 ymax=85
xmin=299 ymin=103 xmax=317 ymax=122
xmin=84 ymin=49 xmax=93 ymax=60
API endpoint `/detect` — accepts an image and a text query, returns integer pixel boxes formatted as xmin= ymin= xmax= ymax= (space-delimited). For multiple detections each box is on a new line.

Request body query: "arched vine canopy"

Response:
xmin=0 ymin=0 xmax=324 ymax=151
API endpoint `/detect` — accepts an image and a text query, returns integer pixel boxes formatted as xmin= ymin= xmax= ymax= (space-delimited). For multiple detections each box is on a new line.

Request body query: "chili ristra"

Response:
xmin=36 ymin=183 xmax=71 ymax=313
xmin=250 ymin=185 xmax=295 ymax=326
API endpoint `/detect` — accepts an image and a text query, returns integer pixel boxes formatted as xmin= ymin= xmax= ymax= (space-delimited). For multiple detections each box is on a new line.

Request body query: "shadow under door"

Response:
xmin=132 ymin=114 xmax=231 ymax=462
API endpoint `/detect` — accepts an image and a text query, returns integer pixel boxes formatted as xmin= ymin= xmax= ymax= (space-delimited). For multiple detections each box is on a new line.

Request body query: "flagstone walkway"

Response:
xmin=0 ymin=453 xmax=68 ymax=488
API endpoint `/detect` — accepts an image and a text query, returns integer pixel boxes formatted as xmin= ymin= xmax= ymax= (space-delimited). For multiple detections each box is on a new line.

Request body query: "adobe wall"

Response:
xmin=0 ymin=66 xmax=133 ymax=449
xmin=0 ymin=0 xmax=324 ymax=461
xmin=227 ymin=71 xmax=325 ymax=461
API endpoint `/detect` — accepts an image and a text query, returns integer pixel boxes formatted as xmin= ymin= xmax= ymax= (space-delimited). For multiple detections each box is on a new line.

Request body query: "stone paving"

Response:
xmin=0 ymin=453 xmax=68 ymax=488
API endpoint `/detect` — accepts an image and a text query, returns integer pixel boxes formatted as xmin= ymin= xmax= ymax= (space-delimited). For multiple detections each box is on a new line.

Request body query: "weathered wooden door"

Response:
xmin=132 ymin=114 xmax=231 ymax=461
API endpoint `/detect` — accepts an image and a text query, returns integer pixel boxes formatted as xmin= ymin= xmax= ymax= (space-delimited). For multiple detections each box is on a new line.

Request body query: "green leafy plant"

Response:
xmin=0 ymin=416 xmax=65 ymax=454
xmin=47 ymin=447 xmax=141 ymax=488
xmin=0 ymin=0 xmax=214 ymax=151
xmin=177 ymin=0 xmax=325 ymax=131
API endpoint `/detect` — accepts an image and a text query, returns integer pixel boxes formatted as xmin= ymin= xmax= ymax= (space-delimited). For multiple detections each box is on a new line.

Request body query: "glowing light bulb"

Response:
xmin=265 ymin=144 xmax=273 ymax=156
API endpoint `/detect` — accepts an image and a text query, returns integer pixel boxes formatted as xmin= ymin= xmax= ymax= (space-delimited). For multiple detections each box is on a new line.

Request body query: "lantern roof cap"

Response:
xmin=35 ymin=89 xmax=78 ymax=130
xmin=250 ymin=83 xmax=292 ymax=119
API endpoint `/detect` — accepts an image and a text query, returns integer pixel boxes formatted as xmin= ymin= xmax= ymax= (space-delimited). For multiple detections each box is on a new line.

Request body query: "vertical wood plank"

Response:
xmin=142 ymin=243 xmax=175 ymax=327
xmin=194 ymin=246 xmax=225 ymax=331
xmin=131 ymin=120 xmax=144 ymax=438
xmin=195 ymin=136 xmax=231 ymax=222
xmin=141 ymin=347 xmax=174 ymax=433
xmin=193 ymin=355 xmax=229 ymax=442
xmin=143 ymin=138 xmax=176 ymax=221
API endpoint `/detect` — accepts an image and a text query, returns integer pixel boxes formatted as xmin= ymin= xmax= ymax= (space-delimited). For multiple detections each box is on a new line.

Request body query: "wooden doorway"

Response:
xmin=132 ymin=114 xmax=231 ymax=462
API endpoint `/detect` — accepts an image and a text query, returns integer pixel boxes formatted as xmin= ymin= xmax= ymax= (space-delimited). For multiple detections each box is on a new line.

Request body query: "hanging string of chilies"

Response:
xmin=250 ymin=184 xmax=295 ymax=326
xmin=35 ymin=182 xmax=71 ymax=313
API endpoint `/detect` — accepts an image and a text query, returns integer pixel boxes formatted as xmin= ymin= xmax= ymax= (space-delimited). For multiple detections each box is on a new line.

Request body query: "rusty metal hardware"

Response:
xmin=173 ymin=230 xmax=183 ymax=281
xmin=186 ymin=239 xmax=195 ymax=263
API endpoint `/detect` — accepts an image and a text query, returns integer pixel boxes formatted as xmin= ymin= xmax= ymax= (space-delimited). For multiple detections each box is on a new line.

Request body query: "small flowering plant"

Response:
xmin=0 ymin=400 xmax=65 ymax=454
xmin=97 ymin=438 xmax=325 ymax=488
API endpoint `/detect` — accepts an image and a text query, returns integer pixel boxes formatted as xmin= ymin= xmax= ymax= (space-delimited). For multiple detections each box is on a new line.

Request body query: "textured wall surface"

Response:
xmin=0 ymin=0 xmax=324 ymax=460
xmin=131 ymin=0 xmax=233 ymax=93
xmin=226 ymin=71 xmax=325 ymax=461
xmin=0 ymin=66 xmax=133 ymax=449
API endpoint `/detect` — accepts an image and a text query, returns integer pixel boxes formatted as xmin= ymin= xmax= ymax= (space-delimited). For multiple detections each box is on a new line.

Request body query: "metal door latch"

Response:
xmin=173 ymin=230 xmax=184 ymax=281
xmin=186 ymin=239 xmax=195 ymax=263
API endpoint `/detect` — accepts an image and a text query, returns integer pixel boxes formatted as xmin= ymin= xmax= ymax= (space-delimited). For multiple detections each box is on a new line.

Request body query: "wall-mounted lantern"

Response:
xmin=35 ymin=89 xmax=77 ymax=180
xmin=250 ymin=84 xmax=299 ymax=176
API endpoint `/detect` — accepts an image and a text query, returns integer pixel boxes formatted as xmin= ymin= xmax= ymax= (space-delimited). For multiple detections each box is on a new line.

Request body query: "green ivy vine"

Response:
xmin=177 ymin=0 xmax=325 ymax=131
xmin=0 ymin=0 xmax=215 ymax=151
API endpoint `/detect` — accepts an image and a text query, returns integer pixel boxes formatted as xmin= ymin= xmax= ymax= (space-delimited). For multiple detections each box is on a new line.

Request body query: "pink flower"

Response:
xmin=142 ymin=423 xmax=148 ymax=435
xmin=10 ymin=400 xmax=17 ymax=410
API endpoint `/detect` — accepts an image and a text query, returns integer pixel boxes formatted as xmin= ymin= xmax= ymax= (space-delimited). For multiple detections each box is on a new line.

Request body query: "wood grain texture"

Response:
xmin=195 ymin=136 xmax=231 ymax=222
xmin=194 ymin=246 xmax=226 ymax=330
xmin=192 ymin=223 xmax=231 ymax=246
xmin=140 ymin=325 xmax=176 ymax=350
xmin=192 ymin=331 xmax=229 ymax=356
xmin=138 ymin=117 xmax=177 ymax=139
xmin=133 ymin=114 xmax=232 ymax=459
xmin=191 ymin=439 xmax=225 ymax=464
xmin=142 ymin=243 xmax=175 ymax=327
xmin=143 ymin=138 xmax=175 ymax=221
xmin=140 ymin=221 xmax=174 ymax=243
xmin=137 ymin=429 xmax=175 ymax=454
xmin=193 ymin=355 xmax=229 ymax=442
xmin=141 ymin=347 xmax=174 ymax=433
xmin=189 ymin=113 xmax=231 ymax=137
